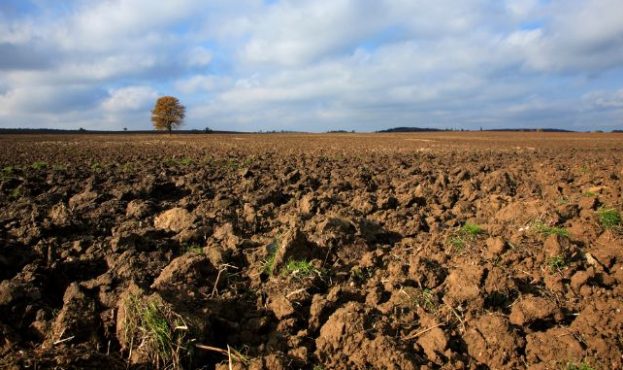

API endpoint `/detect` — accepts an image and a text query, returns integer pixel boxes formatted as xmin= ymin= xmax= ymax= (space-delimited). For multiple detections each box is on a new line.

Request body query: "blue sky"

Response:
xmin=1 ymin=0 xmax=622 ymax=132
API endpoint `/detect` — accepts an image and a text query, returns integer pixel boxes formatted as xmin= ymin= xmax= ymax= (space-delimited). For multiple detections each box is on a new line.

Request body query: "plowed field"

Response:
xmin=1 ymin=132 xmax=622 ymax=369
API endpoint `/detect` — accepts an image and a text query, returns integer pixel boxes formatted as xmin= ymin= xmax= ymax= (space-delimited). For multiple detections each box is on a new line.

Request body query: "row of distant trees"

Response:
xmin=148 ymin=96 xmax=620 ymax=134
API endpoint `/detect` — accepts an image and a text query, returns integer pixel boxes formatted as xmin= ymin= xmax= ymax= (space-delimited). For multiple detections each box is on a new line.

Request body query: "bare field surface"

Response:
xmin=1 ymin=133 xmax=622 ymax=369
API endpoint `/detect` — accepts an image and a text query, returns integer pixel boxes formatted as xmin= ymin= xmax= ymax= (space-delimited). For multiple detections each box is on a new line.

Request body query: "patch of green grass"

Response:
xmin=241 ymin=157 xmax=255 ymax=167
xmin=583 ymin=191 xmax=596 ymax=198
xmin=178 ymin=157 xmax=193 ymax=166
xmin=534 ymin=221 xmax=570 ymax=238
xmin=142 ymin=300 xmax=174 ymax=361
xmin=31 ymin=161 xmax=47 ymax=170
xmin=597 ymin=207 xmax=621 ymax=229
xmin=313 ymin=365 xmax=326 ymax=370
xmin=566 ymin=361 xmax=595 ymax=370
xmin=1 ymin=166 xmax=16 ymax=181
xmin=416 ymin=289 xmax=437 ymax=312
xmin=9 ymin=187 xmax=21 ymax=199
xmin=225 ymin=159 xmax=240 ymax=170
xmin=461 ymin=222 xmax=483 ymax=236
xmin=282 ymin=259 xmax=320 ymax=277
xmin=123 ymin=294 xmax=190 ymax=368
xmin=90 ymin=162 xmax=102 ymax=173
xmin=121 ymin=162 xmax=134 ymax=173
xmin=185 ymin=244 xmax=203 ymax=255
xmin=447 ymin=222 xmax=483 ymax=252
xmin=548 ymin=255 xmax=568 ymax=273
xmin=262 ymin=238 xmax=279 ymax=275
xmin=2 ymin=166 xmax=14 ymax=175
xmin=449 ymin=235 xmax=466 ymax=251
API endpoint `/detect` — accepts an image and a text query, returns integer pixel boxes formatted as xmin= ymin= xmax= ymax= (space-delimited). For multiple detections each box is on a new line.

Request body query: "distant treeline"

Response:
xmin=485 ymin=128 xmax=575 ymax=133
xmin=377 ymin=127 xmax=446 ymax=133
xmin=2 ymin=127 xmax=621 ymax=135
xmin=0 ymin=128 xmax=245 ymax=135
xmin=378 ymin=127 xmax=585 ymax=133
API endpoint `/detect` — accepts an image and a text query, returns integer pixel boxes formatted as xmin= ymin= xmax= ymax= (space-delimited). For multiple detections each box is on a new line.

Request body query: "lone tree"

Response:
xmin=151 ymin=96 xmax=185 ymax=133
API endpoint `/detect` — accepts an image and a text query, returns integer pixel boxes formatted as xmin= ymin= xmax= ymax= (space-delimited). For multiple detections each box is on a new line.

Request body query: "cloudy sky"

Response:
xmin=1 ymin=0 xmax=622 ymax=132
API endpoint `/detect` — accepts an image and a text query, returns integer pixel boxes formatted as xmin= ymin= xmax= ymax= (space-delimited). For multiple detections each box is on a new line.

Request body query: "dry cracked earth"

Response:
xmin=0 ymin=132 xmax=622 ymax=370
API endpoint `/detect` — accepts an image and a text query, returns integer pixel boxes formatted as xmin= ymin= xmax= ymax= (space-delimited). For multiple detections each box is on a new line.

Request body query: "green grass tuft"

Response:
xmin=566 ymin=361 xmax=595 ymax=370
xmin=461 ymin=222 xmax=483 ymax=236
xmin=447 ymin=222 xmax=482 ymax=252
xmin=534 ymin=221 xmax=570 ymax=238
xmin=597 ymin=207 xmax=621 ymax=229
xmin=9 ymin=187 xmax=21 ymax=199
xmin=416 ymin=289 xmax=437 ymax=312
xmin=185 ymin=244 xmax=203 ymax=254
xmin=123 ymin=294 xmax=191 ymax=368
xmin=548 ymin=255 xmax=568 ymax=273
xmin=283 ymin=259 xmax=320 ymax=277
xmin=262 ymin=238 xmax=279 ymax=275
xmin=31 ymin=161 xmax=47 ymax=170
xmin=449 ymin=235 xmax=465 ymax=251
xmin=178 ymin=157 xmax=193 ymax=166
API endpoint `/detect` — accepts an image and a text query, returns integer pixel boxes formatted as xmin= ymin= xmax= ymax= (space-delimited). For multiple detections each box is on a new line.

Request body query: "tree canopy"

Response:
xmin=151 ymin=96 xmax=185 ymax=133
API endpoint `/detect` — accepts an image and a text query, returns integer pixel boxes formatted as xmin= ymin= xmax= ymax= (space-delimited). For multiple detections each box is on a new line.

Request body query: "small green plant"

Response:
xmin=31 ymin=161 xmax=47 ymax=170
xmin=90 ymin=162 xmax=102 ymax=173
xmin=226 ymin=159 xmax=240 ymax=170
xmin=282 ymin=259 xmax=320 ymax=277
xmin=1 ymin=166 xmax=15 ymax=181
xmin=533 ymin=221 xmax=570 ymax=238
xmin=597 ymin=207 xmax=621 ymax=229
xmin=241 ymin=157 xmax=254 ymax=167
xmin=447 ymin=223 xmax=482 ymax=252
xmin=449 ymin=235 xmax=465 ymax=251
xmin=313 ymin=365 xmax=326 ymax=370
xmin=416 ymin=289 xmax=437 ymax=312
xmin=122 ymin=294 xmax=191 ymax=369
xmin=548 ymin=255 xmax=568 ymax=273
xmin=2 ymin=166 xmax=14 ymax=175
xmin=583 ymin=191 xmax=596 ymax=198
xmin=121 ymin=162 xmax=134 ymax=173
xmin=185 ymin=244 xmax=203 ymax=254
xmin=9 ymin=187 xmax=21 ymax=199
xmin=262 ymin=239 xmax=279 ymax=275
xmin=461 ymin=223 xmax=483 ymax=236
xmin=178 ymin=157 xmax=193 ymax=166
xmin=566 ymin=361 xmax=595 ymax=370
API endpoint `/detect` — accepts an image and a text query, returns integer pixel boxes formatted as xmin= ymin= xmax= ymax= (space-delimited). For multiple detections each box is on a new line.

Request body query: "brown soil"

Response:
xmin=1 ymin=132 xmax=622 ymax=369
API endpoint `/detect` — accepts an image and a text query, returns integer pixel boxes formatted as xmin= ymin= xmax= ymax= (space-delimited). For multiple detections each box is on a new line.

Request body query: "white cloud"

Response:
xmin=1 ymin=0 xmax=623 ymax=131
xmin=508 ymin=0 xmax=623 ymax=72
xmin=101 ymin=86 xmax=159 ymax=112
xmin=187 ymin=47 xmax=213 ymax=67
xmin=174 ymin=74 xmax=230 ymax=94
xmin=583 ymin=90 xmax=623 ymax=109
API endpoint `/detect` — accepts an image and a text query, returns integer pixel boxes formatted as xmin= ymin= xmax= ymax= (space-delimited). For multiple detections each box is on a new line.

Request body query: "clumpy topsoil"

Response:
xmin=1 ymin=133 xmax=622 ymax=369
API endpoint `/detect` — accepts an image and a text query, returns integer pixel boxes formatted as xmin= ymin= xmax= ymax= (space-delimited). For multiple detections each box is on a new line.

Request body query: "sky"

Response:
xmin=0 ymin=0 xmax=622 ymax=132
